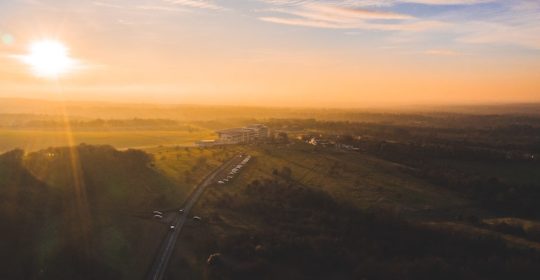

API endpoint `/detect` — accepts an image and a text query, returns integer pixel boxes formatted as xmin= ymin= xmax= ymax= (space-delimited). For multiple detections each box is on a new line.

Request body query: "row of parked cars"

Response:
xmin=217 ymin=155 xmax=251 ymax=185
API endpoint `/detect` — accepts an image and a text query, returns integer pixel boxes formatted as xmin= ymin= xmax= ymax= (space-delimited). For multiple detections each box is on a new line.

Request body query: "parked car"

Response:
xmin=153 ymin=214 xmax=163 ymax=219
xmin=218 ymin=180 xmax=224 ymax=184
xmin=170 ymin=225 xmax=175 ymax=230
xmin=193 ymin=216 xmax=202 ymax=222
xmin=153 ymin=210 xmax=163 ymax=215
xmin=178 ymin=209 xmax=184 ymax=213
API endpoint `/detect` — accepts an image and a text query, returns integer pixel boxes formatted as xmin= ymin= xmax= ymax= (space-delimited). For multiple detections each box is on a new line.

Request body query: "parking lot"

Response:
xmin=215 ymin=154 xmax=251 ymax=185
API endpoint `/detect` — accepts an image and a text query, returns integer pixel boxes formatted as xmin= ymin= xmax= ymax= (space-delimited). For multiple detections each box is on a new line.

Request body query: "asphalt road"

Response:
xmin=146 ymin=154 xmax=248 ymax=280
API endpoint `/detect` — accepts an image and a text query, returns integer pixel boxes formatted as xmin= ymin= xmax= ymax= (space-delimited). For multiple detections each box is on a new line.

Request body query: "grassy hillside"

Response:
xmin=2 ymin=142 xmax=539 ymax=279
xmin=193 ymin=143 xmax=480 ymax=219
xmin=160 ymin=143 xmax=540 ymax=279
xmin=0 ymin=145 xmax=201 ymax=279
xmin=168 ymin=167 xmax=540 ymax=279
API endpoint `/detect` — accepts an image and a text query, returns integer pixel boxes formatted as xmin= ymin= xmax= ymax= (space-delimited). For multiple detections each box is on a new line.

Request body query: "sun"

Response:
xmin=21 ymin=40 xmax=75 ymax=78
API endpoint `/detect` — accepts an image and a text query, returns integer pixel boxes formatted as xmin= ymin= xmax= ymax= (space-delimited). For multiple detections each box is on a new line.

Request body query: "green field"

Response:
xmin=159 ymin=143 xmax=540 ymax=279
xmin=188 ymin=143 xmax=477 ymax=217
xmin=2 ymin=141 xmax=540 ymax=279
xmin=0 ymin=129 xmax=216 ymax=153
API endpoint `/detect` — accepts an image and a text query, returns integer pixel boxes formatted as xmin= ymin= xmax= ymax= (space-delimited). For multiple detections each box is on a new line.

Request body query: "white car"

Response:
xmin=153 ymin=214 xmax=163 ymax=219
xmin=170 ymin=225 xmax=175 ymax=230
xmin=193 ymin=216 xmax=202 ymax=221
xmin=153 ymin=210 xmax=163 ymax=215
xmin=178 ymin=209 xmax=184 ymax=213
xmin=218 ymin=180 xmax=224 ymax=184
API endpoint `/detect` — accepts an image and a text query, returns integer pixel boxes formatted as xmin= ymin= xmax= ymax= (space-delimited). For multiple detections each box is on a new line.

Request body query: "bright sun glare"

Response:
xmin=22 ymin=40 xmax=75 ymax=78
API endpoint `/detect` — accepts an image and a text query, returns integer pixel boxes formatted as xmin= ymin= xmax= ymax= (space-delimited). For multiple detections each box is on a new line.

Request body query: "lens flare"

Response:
xmin=1 ymin=33 xmax=14 ymax=45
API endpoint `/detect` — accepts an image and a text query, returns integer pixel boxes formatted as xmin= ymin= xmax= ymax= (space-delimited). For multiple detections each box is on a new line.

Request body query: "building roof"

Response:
xmin=197 ymin=140 xmax=216 ymax=143
xmin=216 ymin=127 xmax=255 ymax=134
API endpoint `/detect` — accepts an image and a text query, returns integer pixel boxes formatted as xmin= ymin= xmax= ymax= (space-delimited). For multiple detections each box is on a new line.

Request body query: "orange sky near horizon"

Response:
xmin=0 ymin=0 xmax=539 ymax=107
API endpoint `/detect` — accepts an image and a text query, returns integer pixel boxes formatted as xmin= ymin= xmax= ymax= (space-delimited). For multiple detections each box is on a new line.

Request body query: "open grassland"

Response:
xmin=203 ymin=143 xmax=479 ymax=219
xmin=164 ymin=143 xmax=540 ymax=279
xmin=0 ymin=129 xmax=215 ymax=153
xmin=0 ymin=144 xmax=231 ymax=279
xmin=2 ymin=142 xmax=540 ymax=279
xmin=143 ymin=145 xmax=230 ymax=195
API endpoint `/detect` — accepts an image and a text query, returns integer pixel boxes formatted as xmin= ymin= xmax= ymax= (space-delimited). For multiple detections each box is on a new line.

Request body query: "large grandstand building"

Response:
xmin=216 ymin=124 xmax=269 ymax=144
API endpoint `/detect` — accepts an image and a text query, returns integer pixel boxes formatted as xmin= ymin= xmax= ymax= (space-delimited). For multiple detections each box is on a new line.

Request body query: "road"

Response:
xmin=146 ymin=154 xmax=247 ymax=280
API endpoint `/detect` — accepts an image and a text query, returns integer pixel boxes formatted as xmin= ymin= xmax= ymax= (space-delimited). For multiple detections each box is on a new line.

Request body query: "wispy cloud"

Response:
xmin=425 ymin=49 xmax=462 ymax=56
xmin=135 ymin=5 xmax=190 ymax=13
xmin=257 ymin=2 xmax=444 ymax=31
xmin=256 ymin=0 xmax=540 ymax=50
xmin=92 ymin=0 xmax=224 ymax=13
xmin=92 ymin=1 xmax=124 ymax=9
xmin=164 ymin=0 xmax=226 ymax=11
xmin=397 ymin=0 xmax=493 ymax=5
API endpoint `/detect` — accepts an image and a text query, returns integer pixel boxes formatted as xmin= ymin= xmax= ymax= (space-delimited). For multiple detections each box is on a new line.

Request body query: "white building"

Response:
xmin=216 ymin=124 xmax=269 ymax=144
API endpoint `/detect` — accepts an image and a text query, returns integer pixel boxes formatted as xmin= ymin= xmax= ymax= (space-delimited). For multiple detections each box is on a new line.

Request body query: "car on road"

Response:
xmin=153 ymin=214 xmax=163 ymax=219
xmin=153 ymin=210 xmax=163 ymax=215
xmin=218 ymin=180 xmax=224 ymax=184
xmin=193 ymin=216 xmax=202 ymax=222
xmin=178 ymin=209 xmax=184 ymax=213
xmin=170 ymin=225 xmax=175 ymax=230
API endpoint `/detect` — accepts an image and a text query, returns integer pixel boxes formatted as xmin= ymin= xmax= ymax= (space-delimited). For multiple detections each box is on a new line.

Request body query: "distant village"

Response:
xmin=196 ymin=125 xmax=537 ymax=162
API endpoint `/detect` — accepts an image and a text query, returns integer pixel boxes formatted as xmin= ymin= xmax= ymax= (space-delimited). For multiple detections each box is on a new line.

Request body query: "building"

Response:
xmin=216 ymin=124 xmax=269 ymax=144
xmin=246 ymin=124 xmax=269 ymax=139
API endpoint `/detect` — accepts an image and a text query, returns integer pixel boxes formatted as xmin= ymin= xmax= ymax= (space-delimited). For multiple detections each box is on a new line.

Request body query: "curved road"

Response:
xmin=146 ymin=155 xmax=246 ymax=280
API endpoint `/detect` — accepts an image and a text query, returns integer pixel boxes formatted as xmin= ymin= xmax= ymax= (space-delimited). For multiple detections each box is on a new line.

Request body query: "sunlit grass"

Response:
xmin=0 ymin=129 xmax=216 ymax=152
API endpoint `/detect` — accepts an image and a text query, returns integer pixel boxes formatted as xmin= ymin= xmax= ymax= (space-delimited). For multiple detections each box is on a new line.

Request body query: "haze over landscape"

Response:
xmin=1 ymin=1 xmax=540 ymax=280
xmin=0 ymin=0 xmax=539 ymax=106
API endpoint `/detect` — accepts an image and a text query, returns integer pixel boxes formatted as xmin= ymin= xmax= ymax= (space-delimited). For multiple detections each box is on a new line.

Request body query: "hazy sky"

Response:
xmin=0 ymin=0 xmax=539 ymax=107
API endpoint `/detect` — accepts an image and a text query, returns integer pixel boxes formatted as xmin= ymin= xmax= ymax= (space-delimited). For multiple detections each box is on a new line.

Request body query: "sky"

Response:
xmin=0 ymin=0 xmax=539 ymax=107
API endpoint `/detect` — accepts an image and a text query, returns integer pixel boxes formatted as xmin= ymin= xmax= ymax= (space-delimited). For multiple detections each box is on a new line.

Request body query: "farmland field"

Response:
xmin=0 ymin=129 xmax=216 ymax=153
